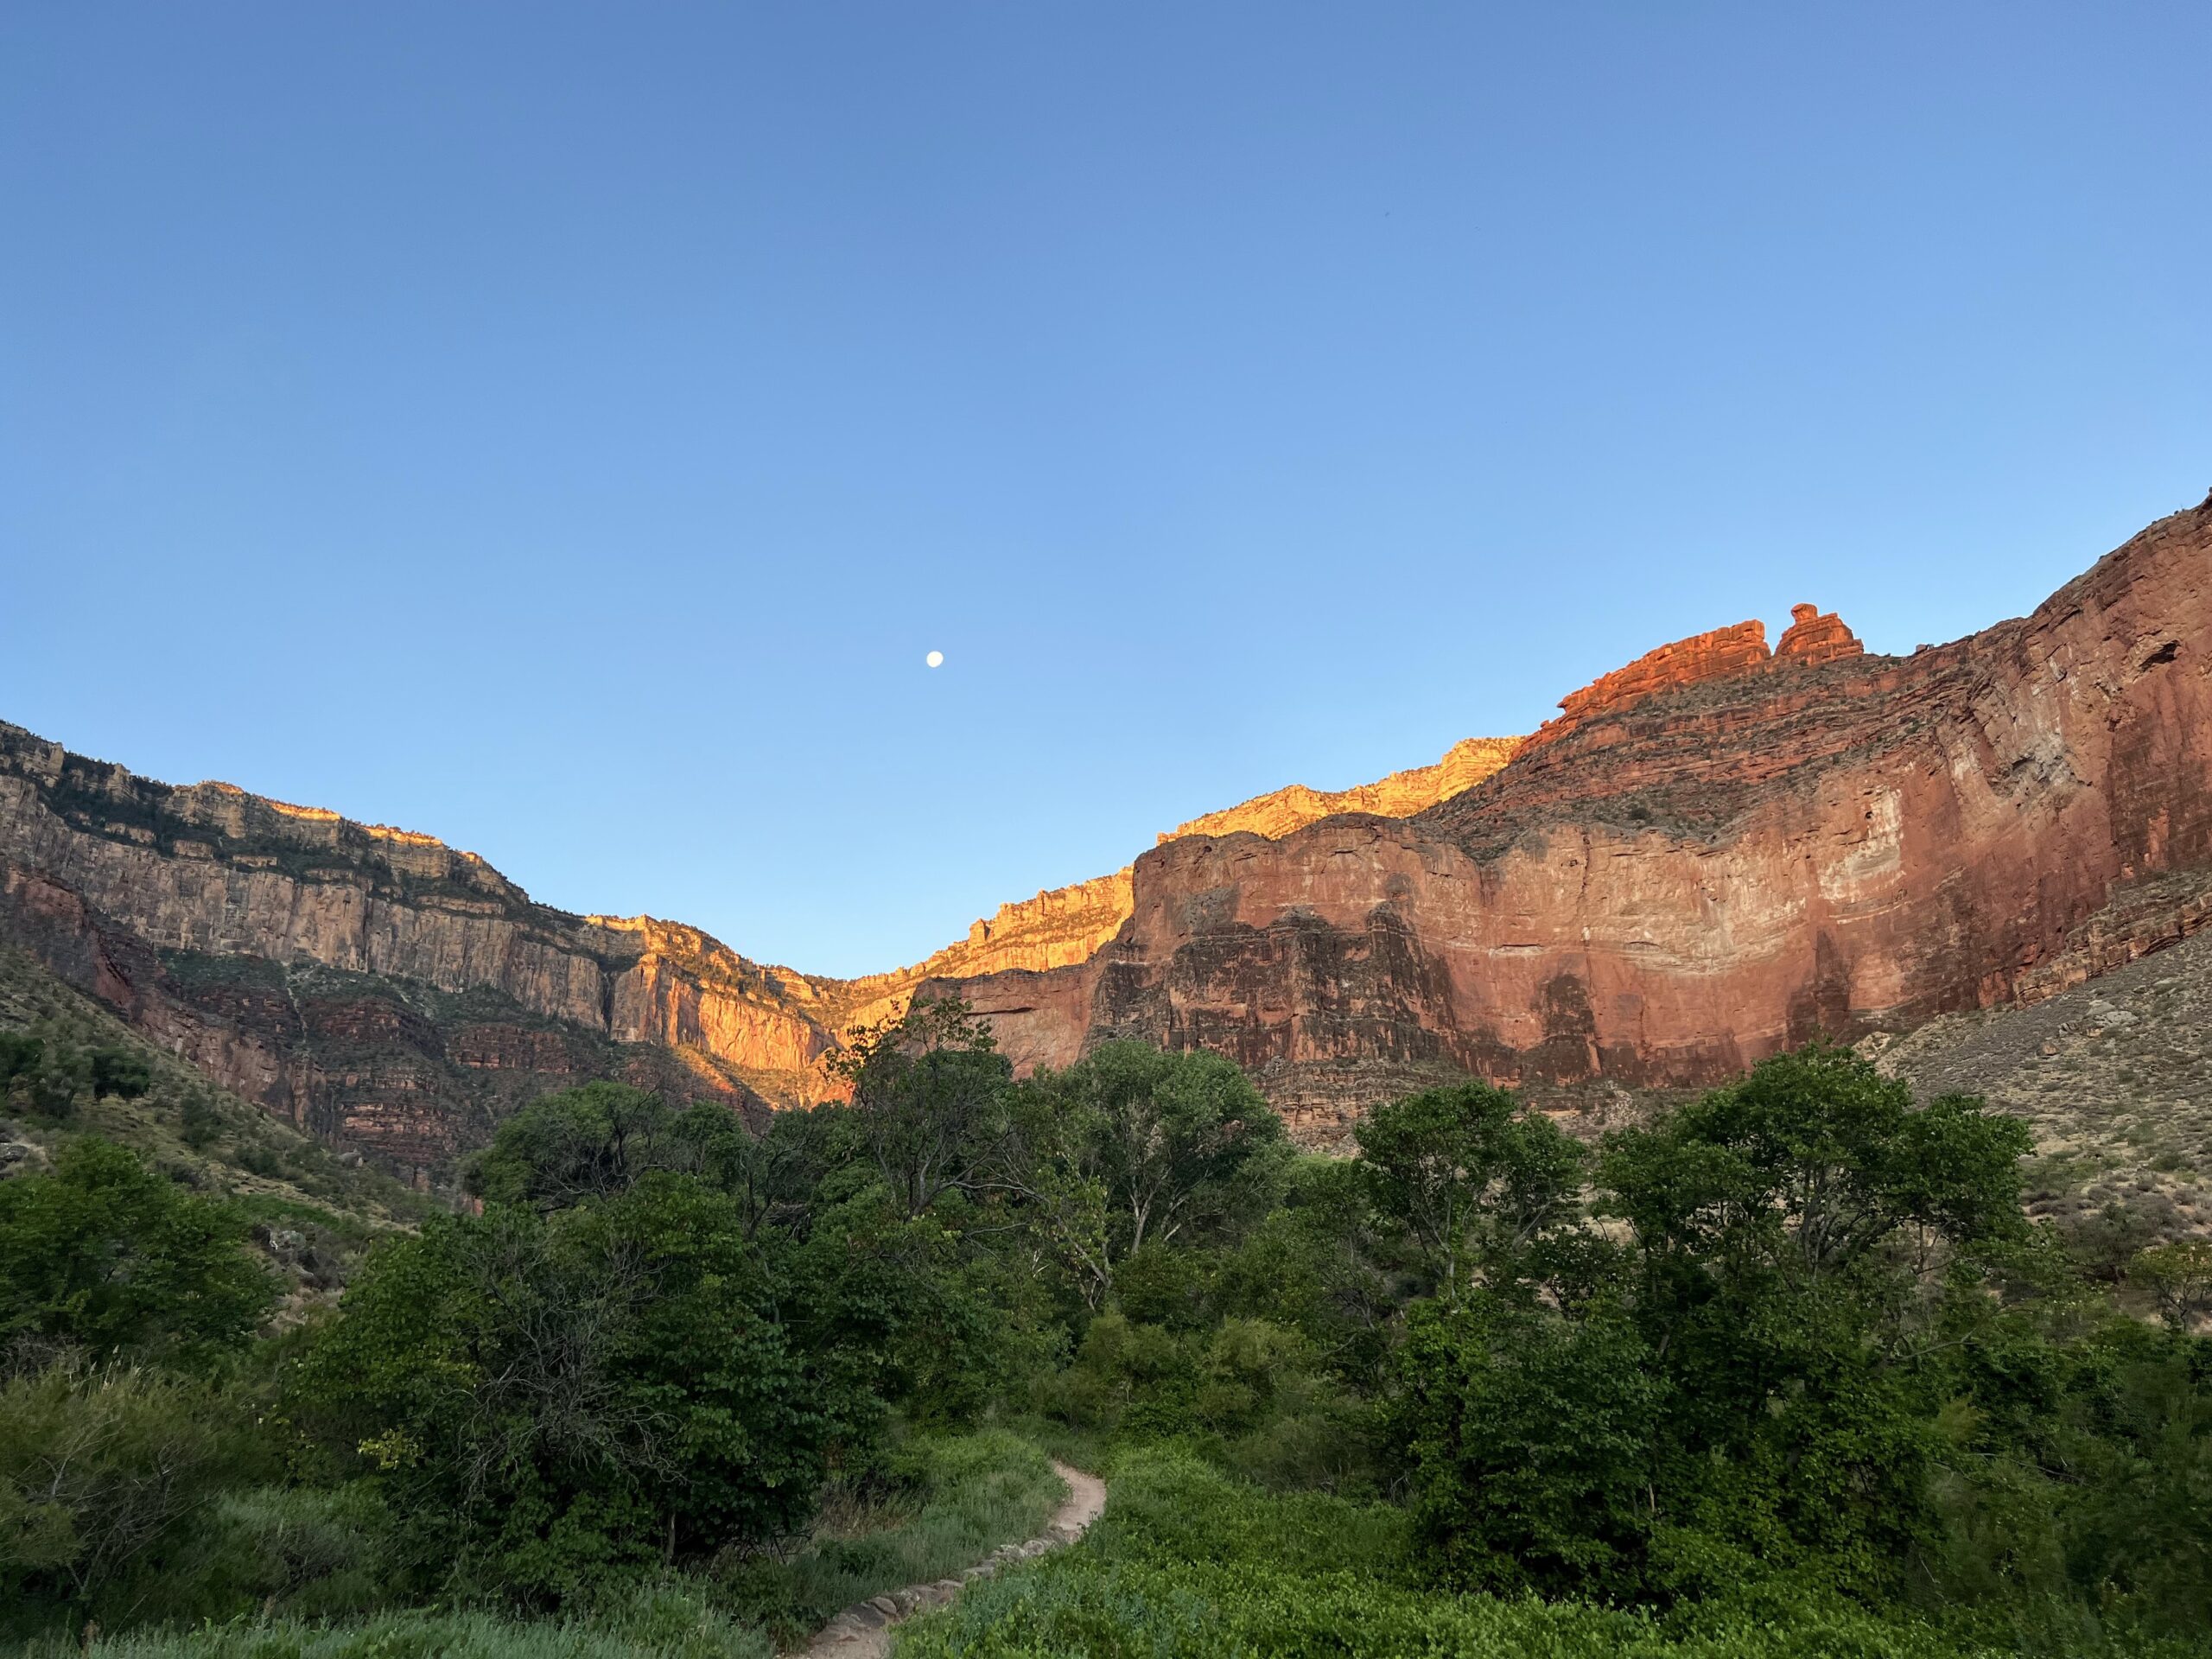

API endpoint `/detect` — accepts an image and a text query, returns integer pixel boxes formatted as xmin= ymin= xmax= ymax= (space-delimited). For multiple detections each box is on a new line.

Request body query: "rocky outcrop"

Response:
xmin=1524 ymin=604 xmax=1866 ymax=753
xmin=7 ymin=501 xmax=2206 ymax=1163
xmin=1776 ymin=603 xmax=1865 ymax=667
xmin=938 ymin=505 xmax=2212 ymax=1140
xmin=1163 ymin=737 xmax=1523 ymax=843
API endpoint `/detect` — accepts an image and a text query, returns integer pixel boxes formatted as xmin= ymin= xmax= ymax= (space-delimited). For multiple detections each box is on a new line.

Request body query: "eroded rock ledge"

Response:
xmin=8 ymin=498 xmax=2209 ymax=1164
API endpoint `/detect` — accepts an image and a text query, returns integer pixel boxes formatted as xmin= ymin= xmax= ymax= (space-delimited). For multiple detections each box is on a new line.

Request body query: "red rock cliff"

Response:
xmin=7 ymin=500 xmax=2203 ymax=1161
xmin=939 ymin=504 xmax=2212 ymax=1140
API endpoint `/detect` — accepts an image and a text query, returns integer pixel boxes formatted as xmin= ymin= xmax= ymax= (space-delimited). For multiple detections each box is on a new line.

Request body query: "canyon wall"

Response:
xmin=940 ymin=502 xmax=2212 ymax=1141
xmin=8 ymin=497 xmax=2208 ymax=1164
xmin=0 ymin=737 xmax=817 ymax=1173
xmin=1163 ymin=737 xmax=1523 ymax=842
xmin=0 ymin=710 xmax=1526 ymax=1169
xmin=800 ymin=733 xmax=1527 ymax=1032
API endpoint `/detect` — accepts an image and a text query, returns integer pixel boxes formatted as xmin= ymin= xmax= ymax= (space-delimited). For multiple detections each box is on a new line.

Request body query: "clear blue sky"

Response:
xmin=3 ymin=4 xmax=2208 ymax=978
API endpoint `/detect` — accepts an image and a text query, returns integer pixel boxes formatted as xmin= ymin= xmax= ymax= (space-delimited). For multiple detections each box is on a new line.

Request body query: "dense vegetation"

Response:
xmin=3 ymin=987 xmax=2209 ymax=1655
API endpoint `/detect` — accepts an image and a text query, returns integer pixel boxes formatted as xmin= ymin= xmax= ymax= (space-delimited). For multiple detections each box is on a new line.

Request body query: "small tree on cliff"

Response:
xmin=826 ymin=996 xmax=1010 ymax=1217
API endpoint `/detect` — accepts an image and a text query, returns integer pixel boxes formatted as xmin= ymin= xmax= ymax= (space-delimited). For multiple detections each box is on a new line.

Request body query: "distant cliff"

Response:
xmin=941 ymin=502 xmax=2212 ymax=1142
xmin=1163 ymin=737 xmax=1523 ymax=843
xmin=10 ymin=500 xmax=2207 ymax=1166
xmin=0 ymin=734 xmax=814 ymax=1177
xmin=0 ymin=707 xmax=1528 ymax=1173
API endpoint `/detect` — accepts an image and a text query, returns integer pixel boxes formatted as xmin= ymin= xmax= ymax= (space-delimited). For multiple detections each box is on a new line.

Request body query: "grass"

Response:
xmin=3 ymin=1430 xmax=1061 ymax=1659
xmin=22 ymin=1599 xmax=768 ymax=1659
xmin=717 ymin=1427 xmax=1067 ymax=1644
xmin=891 ymin=1449 xmax=2211 ymax=1659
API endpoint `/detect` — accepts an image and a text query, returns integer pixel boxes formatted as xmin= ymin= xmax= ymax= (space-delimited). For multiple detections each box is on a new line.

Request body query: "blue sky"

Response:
xmin=3 ymin=3 xmax=2208 ymax=977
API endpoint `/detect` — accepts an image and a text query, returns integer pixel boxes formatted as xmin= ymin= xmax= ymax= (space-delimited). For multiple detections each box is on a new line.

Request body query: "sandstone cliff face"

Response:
xmin=7 ymin=504 xmax=2204 ymax=1165
xmin=0 ymin=709 xmax=1542 ymax=1167
xmin=0 ymin=736 xmax=810 ymax=1171
xmin=1163 ymin=737 xmax=1524 ymax=843
xmin=940 ymin=506 xmax=2212 ymax=1141
xmin=810 ymin=734 xmax=1525 ymax=1034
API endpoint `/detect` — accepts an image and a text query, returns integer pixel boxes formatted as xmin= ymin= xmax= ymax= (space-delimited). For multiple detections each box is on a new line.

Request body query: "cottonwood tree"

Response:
xmin=1355 ymin=1081 xmax=1586 ymax=1300
xmin=826 ymin=996 xmax=1011 ymax=1217
xmin=997 ymin=1041 xmax=1289 ymax=1309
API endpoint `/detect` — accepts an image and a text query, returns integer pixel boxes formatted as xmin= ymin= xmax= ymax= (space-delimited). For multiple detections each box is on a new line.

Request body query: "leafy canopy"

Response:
xmin=0 ymin=1136 xmax=276 ymax=1369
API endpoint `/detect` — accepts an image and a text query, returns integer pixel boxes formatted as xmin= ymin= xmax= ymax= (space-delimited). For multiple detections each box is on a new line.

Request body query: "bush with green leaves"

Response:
xmin=0 ymin=1362 xmax=267 ymax=1635
xmin=292 ymin=1174 xmax=846 ymax=1605
xmin=0 ymin=1135 xmax=277 ymax=1369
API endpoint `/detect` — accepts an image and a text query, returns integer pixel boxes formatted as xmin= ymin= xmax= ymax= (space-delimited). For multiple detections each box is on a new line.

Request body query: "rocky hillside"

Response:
xmin=8 ymin=495 xmax=2210 ymax=1173
xmin=943 ymin=499 xmax=2212 ymax=1141
xmin=0 ymin=709 xmax=1529 ymax=1176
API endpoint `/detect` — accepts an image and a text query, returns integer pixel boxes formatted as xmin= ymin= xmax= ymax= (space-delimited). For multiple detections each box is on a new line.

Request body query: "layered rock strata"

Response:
xmin=938 ymin=503 xmax=2212 ymax=1141
xmin=0 ymin=738 xmax=804 ymax=1173
xmin=0 ymin=717 xmax=1529 ymax=1168
xmin=1162 ymin=737 xmax=1524 ymax=843
xmin=6 ymin=499 xmax=2207 ymax=1166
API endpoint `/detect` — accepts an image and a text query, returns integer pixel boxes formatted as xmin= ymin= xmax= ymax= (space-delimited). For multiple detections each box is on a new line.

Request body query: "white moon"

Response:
xmin=925 ymin=650 xmax=944 ymax=669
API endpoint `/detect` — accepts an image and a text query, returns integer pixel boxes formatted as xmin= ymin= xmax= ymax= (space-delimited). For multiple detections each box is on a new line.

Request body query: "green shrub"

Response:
xmin=1396 ymin=1298 xmax=1664 ymax=1599
xmin=90 ymin=1045 xmax=155 ymax=1100
xmin=0 ymin=1363 xmax=264 ymax=1634
xmin=0 ymin=1136 xmax=277 ymax=1367
xmin=290 ymin=1178 xmax=848 ymax=1606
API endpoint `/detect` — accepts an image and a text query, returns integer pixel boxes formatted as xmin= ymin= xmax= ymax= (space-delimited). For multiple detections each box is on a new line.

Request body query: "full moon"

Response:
xmin=925 ymin=650 xmax=944 ymax=669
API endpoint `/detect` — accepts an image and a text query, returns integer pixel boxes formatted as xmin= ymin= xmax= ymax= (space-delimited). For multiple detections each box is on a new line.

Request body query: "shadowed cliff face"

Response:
xmin=0 ymin=745 xmax=807 ymax=1176
xmin=0 ymin=709 xmax=1529 ymax=1170
xmin=5 ymin=499 xmax=2209 ymax=1166
xmin=940 ymin=502 xmax=2212 ymax=1143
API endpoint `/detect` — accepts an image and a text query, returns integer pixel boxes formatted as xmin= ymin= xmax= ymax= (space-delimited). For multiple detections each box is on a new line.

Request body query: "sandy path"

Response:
xmin=796 ymin=1460 xmax=1105 ymax=1658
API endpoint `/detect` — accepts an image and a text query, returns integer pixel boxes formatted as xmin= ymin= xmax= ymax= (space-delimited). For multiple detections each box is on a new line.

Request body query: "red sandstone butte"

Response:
xmin=938 ymin=501 xmax=2212 ymax=1137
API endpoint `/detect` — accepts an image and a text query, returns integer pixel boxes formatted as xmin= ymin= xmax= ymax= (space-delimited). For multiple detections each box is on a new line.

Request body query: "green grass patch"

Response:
xmin=15 ymin=1594 xmax=768 ymax=1659
xmin=894 ymin=1450 xmax=2202 ymax=1659
xmin=716 ymin=1427 xmax=1065 ymax=1645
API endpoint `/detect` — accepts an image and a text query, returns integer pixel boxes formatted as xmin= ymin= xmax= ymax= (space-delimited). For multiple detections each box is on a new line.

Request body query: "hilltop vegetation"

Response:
xmin=1 ymin=989 xmax=2208 ymax=1655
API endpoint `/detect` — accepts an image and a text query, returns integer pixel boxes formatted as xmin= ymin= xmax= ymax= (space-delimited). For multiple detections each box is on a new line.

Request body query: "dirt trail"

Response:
xmin=796 ymin=1460 xmax=1105 ymax=1658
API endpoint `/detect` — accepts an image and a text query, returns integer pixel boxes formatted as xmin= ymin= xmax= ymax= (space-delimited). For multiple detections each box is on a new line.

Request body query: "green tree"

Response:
xmin=828 ymin=997 xmax=1011 ymax=1217
xmin=0 ymin=1137 xmax=276 ymax=1370
xmin=2132 ymin=1239 xmax=2212 ymax=1332
xmin=87 ymin=1046 xmax=153 ymax=1101
xmin=999 ymin=1041 xmax=1290 ymax=1309
xmin=1592 ymin=1049 xmax=2034 ymax=1600
xmin=295 ymin=1175 xmax=838 ymax=1604
xmin=1355 ymin=1080 xmax=1585 ymax=1299
xmin=1599 ymin=1051 xmax=2031 ymax=1293
xmin=468 ymin=1081 xmax=759 ymax=1209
